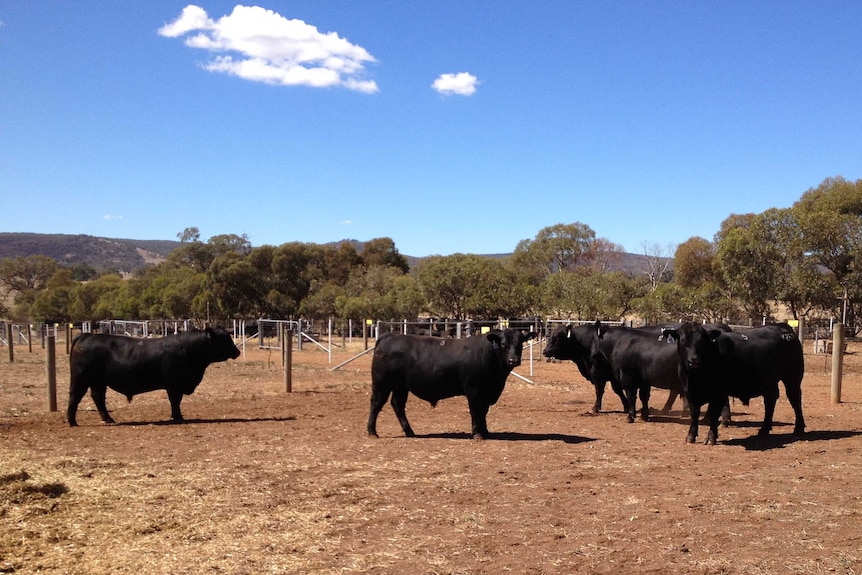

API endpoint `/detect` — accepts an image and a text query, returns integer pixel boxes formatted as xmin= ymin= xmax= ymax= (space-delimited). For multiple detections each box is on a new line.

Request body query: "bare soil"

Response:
xmin=1 ymin=337 xmax=861 ymax=574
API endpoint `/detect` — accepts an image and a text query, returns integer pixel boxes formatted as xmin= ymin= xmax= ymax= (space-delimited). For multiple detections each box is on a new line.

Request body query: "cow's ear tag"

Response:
xmin=566 ymin=329 xmax=571 ymax=339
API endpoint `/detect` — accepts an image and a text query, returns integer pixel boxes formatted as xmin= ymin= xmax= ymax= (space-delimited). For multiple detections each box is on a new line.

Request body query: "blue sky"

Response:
xmin=1 ymin=2 xmax=860 ymax=257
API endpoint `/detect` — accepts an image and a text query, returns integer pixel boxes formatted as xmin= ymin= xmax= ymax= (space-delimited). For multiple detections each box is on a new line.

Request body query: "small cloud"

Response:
xmin=432 ymin=72 xmax=479 ymax=96
xmin=159 ymin=4 xmax=378 ymax=93
xmin=339 ymin=220 xmax=353 ymax=225
xmin=103 ymin=214 xmax=123 ymax=221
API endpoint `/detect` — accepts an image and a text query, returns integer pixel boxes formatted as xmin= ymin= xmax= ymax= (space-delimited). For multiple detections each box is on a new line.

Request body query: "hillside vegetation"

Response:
xmin=0 ymin=233 xmax=178 ymax=273
xmin=0 ymin=232 xmax=660 ymax=276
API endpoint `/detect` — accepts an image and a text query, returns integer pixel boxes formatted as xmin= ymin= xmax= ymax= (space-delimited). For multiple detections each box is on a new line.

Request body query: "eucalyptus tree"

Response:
xmin=360 ymin=237 xmax=410 ymax=273
xmin=335 ymin=264 xmax=420 ymax=321
xmin=715 ymin=214 xmax=776 ymax=321
xmin=511 ymin=222 xmax=598 ymax=279
xmin=1 ymin=255 xmax=60 ymax=291
xmin=792 ymin=176 xmax=862 ymax=322
xmin=69 ymin=273 xmax=124 ymax=320
xmin=416 ymin=254 xmax=518 ymax=320
xmin=29 ymin=268 xmax=77 ymax=323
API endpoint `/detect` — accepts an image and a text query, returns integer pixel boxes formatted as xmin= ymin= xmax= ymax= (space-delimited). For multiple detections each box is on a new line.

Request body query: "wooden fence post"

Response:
xmin=831 ymin=323 xmax=844 ymax=404
xmin=6 ymin=322 xmax=13 ymax=363
xmin=284 ymin=329 xmax=293 ymax=393
xmin=46 ymin=334 xmax=57 ymax=412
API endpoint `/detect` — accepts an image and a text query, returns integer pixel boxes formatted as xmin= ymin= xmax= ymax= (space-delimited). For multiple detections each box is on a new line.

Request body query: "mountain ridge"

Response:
xmin=0 ymin=232 xmax=665 ymax=275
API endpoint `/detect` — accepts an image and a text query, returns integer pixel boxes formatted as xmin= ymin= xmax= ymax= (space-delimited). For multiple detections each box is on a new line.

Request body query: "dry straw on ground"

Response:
xmin=2 ymin=338 xmax=861 ymax=574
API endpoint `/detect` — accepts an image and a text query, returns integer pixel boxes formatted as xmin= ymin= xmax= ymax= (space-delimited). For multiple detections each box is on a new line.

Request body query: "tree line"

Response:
xmin=1 ymin=176 xmax=860 ymax=329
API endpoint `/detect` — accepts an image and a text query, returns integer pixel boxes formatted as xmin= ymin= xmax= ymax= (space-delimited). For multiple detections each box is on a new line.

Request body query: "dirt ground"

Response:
xmin=1 ymin=335 xmax=861 ymax=575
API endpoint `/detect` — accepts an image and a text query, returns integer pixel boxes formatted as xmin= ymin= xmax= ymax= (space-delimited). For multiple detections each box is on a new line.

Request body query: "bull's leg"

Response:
xmin=622 ymin=382 xmax=638 ymax=424
xmin=686 ymin=402 xmax=701 ymax=444
xmin=66 ymin=381 xmax=89 ymax=427
xmin=720 ymin=397 xmax=732 ymax=426
xmin=590 ymin=381 xmax=605 ymax=414
xmin=659 ymin=390 xmax=677 ymax=413
xmin=367 ymin=387 xmax=390 ymax=437
xmin=167 ymin=389 xmax=184 ymax=423
xmin=609 ymin=378 xmax=629 ymax=412
xmin=705 ymin=400 xmax=724 ymax=445
xmin=759 ymin=387 xmax=779 ymax=436
xmin=639 ymin=385 xmax=651 ymax=421
xmin=784 ymin=380 xmax=806 ymax=436
xmin=389 ymin=388 xmax=415 ymax=437
xmin=682 ymin=390 xmax=703 ymax=443
xmin=90 ymin=385 xmax=115 ymax=424
xmin=467 ymin=397 xmax=490 ymax=440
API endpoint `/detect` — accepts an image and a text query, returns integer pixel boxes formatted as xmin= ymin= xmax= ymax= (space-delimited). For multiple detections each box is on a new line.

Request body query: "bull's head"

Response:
xmin=543 ymin=324 xmax=573 ymax=361
xmin=489 ymin=329 xmax=537 ymax=369
xmin=665 ymin=323 xmax=722 ymax=371
xmin=206 ymin=326 xmax=241 ymax=361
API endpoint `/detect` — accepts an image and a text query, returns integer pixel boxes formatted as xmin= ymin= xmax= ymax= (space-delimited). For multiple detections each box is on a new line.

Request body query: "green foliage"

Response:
xmin=673 ymin=237 xmax=716 ymax=290
xmin=0 ymin=255 xmax=58 ymax=292
xmin=360 ymin=237 xmax=409 ymax=273
xmin=416 ymin=254 xmax=516 ymax=319
xmin=540 ymin=270 xmax=646 ymax=321
xmin=3 ymin=182 xmax=861 ymax=326
xmin=511 ymin=222 xmax=597 ymax=279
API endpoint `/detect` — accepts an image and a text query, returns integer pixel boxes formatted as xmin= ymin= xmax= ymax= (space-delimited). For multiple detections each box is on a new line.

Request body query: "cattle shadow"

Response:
xmin=410 ymin=431 xmax=596 ymax=444
xmin=721 ymin=429 xmax=862 ymax=451
xmin=643 ymin=413 xmax=691 ymax=425
xmin=112 ymin=416 xmax=298 ymax=426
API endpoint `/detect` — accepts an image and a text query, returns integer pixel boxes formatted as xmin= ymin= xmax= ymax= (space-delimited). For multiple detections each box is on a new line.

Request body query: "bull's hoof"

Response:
xmin=793 ymin=426 xmax=806 ymax=437
xmin=68 ymin=421 xmax=78 ymax=428
xmin=685 ymin=434 xmax=696 ymax=444
xmin=757 ymin=427 xmax=771 ymax=437
xmin=705 ymin=437 xmax=717 ymax=446
xmin=626 ymin=416 xmax=635 ymax=424
xmin=368 ymin=431 xmax=379 ymax=438
xmin=472 ymin=433 xmax=486 ymax=441
xmin=403 ymin=429 xmax=416 ymax=438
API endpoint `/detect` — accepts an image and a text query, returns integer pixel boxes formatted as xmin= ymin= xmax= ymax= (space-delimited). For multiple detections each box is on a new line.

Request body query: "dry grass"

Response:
xmin=1 ymin=339 xmax=862 ymax=574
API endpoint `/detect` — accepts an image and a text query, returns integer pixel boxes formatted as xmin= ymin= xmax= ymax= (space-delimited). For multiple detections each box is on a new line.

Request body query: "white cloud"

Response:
xmin=432 ymin=72 xmax=479 ymax=96
xmin=159 ymin=4 xmax=378 ymax=93
xmin=339 ymin=220 xmax=353 ymax=225
xmin=103 ymin=214 xmax=123 ymax=221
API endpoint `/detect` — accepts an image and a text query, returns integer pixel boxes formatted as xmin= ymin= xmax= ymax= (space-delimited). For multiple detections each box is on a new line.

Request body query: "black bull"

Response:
xmin=367 ymin=329 xmax=537 ymax=439
xmin=665 ymin=322 xmax=805 ymax=445
xmin=67 ymin=327 xmax=241 ymax=426
xmin=543 ymin=323 xmax=687 ymax=417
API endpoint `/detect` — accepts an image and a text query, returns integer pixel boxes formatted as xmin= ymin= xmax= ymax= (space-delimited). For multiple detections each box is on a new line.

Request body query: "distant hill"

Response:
xmin=0 ymin=233 xmax=178 ymax=273
xmin=0 ymin=233 xmax=668 ymax=276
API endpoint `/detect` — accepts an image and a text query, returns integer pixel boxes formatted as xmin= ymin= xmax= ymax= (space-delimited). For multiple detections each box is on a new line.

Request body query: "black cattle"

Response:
xmin=543 ymin=322 xmax=699 ymax=416
xmin=367 ymin=329 xmax=537 ymax=439
xmin=542 ymin=324 xmax=628 ymax=414
xmin=665 ymin=322 xmax=805 ymax=445
xmin=67 ymin=327 xmax=241 ymax=426
xmin=636 ymin=323 xmax=733 ymax=413
xmin=591 ymin=322 xmax=686 ymax=423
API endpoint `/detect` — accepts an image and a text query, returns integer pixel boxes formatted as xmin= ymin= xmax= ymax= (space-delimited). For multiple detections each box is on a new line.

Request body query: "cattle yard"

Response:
xmin=2 ymin=339 xmax=862 ymax=574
